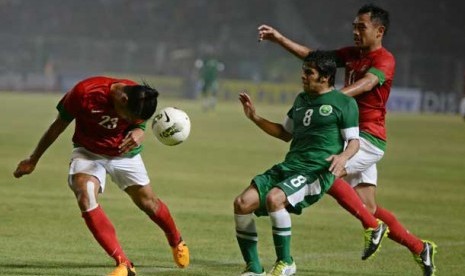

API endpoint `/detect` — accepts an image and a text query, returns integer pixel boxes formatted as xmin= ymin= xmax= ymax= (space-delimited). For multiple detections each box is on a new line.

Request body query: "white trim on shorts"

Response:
xmin=68 ymin=147 xmax=150 ymax=192
xmin=344 ymin=137 xmax=384 ymax=187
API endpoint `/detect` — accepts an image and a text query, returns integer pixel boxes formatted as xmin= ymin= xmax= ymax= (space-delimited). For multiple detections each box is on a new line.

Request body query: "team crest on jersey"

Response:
xmin=319 ymin=105 xmax=333 ymax=116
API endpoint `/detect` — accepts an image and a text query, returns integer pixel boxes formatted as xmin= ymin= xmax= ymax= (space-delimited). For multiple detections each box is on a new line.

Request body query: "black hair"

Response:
xmin=358 ymin=4 xmax=390 ymax=36
xmin=303 ymin=51 xmax=337 ymax=87
xmin=123 ymin=82 xmax=159 ymax=120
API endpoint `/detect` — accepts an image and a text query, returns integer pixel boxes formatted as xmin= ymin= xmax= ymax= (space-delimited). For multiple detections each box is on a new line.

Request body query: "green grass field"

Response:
xmin=1 ymin=91 xmax=464 ymax=275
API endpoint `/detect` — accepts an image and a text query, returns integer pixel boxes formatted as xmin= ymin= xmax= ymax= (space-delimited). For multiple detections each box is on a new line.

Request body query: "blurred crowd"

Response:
xmin=0 ymin=0 xmax=463 ymax=94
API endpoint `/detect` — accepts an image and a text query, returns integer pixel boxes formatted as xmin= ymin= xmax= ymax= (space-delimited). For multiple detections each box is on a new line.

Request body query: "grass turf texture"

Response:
xmin=1 ymin=92 xmax=464 ymax=275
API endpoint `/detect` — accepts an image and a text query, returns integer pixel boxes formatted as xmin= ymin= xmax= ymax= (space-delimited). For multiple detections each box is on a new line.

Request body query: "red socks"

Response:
xmin=328 ymin=178 xmax=379 ymax=229
xmin=374 ymin=206 xmax=424 ymax=255
xmin=328 ymin=178 xmax=425 ymax=255
xmin=82 ymin=205 xmax=131 ymax=266
xmin=149 ymin=199 xmax=181 ymax=247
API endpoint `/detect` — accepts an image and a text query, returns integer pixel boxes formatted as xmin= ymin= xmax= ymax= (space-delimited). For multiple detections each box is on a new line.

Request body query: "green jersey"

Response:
xmin=252 ymin=89 xmax=359 ymax=216
xmin=283 ymin=90 xmax=359 ymax=173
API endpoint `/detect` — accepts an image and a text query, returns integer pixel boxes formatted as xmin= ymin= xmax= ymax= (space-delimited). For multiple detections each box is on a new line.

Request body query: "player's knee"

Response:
xmin=233 ymin=196 xmax=253 ymax=214
xmin=75 ymin=189 xmax=98 ymax=211
xmin=265 ymin=189 xmax=286 ymax=211
xmin=70 ymin=176 xmax=99 ymax=211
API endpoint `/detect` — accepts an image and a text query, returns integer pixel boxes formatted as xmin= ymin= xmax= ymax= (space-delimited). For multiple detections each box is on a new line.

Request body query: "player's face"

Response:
xmin=352 ymin=13 xmax=383 ymax=49
xmin=301 ymin=64 xmax=325 ymax=93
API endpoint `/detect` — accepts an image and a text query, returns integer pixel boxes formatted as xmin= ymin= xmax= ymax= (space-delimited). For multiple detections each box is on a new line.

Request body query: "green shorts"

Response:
xmin=252 ymin=164 xmax=335 ymax=217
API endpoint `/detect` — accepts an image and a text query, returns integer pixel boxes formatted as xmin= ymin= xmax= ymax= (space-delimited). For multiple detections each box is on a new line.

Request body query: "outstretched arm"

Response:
xmin=13 ymin=115 xmax=71 ymax=178
xmin=258 ymin=24 xmax=311 ymax=60
xmin=239 ymin=92 xmax=292 ymax=142
xmin=341 ymin=73 xmax=379 ymax=97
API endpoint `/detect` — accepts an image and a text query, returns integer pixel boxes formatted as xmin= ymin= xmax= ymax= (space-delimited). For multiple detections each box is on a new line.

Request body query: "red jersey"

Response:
xmin=336 ymin=46 xmax=395 ymax=141
xmin=57 ymin=76 xmax=141 ymax=156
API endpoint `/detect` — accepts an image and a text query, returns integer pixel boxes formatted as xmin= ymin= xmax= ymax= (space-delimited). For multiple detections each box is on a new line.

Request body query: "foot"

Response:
xmin=362 ymin=220 xmax=389 ymax=260
xmin=267 ymin=260 xmax=296 ymax=276
xmin=172 ymin=240 xmax=190 ymax=268
xmin=241 ymin=271 xmax=265 ymax=276
xmin=240 ymin=263 xmax=265 ymax=276
xmin=107 ymin=263 xmax=136 ymax=276
xmin=413 ymin=240 xmax=437 ymax=276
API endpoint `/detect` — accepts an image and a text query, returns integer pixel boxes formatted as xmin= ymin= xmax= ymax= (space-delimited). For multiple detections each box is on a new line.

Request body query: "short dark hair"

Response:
xmin=124 ymin=82 xmax=159 ymax=120
xmin=358 ymin=4 xmax=390 ymax=36
xmin=303 ymin=51 xmax=337 ymax=86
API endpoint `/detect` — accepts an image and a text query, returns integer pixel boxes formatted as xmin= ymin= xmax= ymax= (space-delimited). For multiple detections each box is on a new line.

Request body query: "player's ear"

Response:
xmin=120 ymin=92 xmax=129 ymax=105
xmin=319 ymin=75 xmax=330 ymax=84
xmin=376 ymin=25 xmax=385 ymax=38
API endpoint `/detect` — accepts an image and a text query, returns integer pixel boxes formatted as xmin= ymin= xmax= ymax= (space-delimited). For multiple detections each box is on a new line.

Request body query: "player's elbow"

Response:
xmin=280 ymin=132 xmax=293 ymax=142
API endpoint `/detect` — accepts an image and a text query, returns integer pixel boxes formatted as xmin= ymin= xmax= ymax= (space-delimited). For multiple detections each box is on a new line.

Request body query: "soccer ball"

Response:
xmin=151 ymin=107 xmax=191 ymax=146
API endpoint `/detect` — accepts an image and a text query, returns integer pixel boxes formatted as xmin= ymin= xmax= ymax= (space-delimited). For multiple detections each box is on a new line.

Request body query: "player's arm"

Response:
xmin=326 ymin=138 xmax=359 ymax=178
xmin=326 ymin=99 xmax=360 ymax=178
xmin=119 ymin=121 xmax=146 ymax=154
xmin=340 ymin=72 xmax=379 ymax=97
xmin=14 ymin=115 xmax=71 ymax=178
xmin=258 ymin=24 xmax=311 ymax=60
xmin=239 ymin=92 xmax=292 ymax=142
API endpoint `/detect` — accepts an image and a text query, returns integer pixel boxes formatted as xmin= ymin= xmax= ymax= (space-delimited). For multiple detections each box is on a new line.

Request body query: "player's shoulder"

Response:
xmin=374 ymin=47 xmax=395 ymax=62
xmin=74 ymin=76 xmax=113 ymax=89
xmin=337 ymin=46 xmax=357 ymax=53
xmin=76 ymin=76 xmax=136 ymax=90
xmin=293 ymin=91 xmax=310 ymax=105
xmin=330 ymin=89 xmax=357 ymax=105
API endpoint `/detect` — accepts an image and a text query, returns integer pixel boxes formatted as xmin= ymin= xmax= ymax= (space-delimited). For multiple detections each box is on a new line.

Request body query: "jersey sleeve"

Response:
xmin=340 ymin=98 xmax=359 ymax=141
xmin=369 ymin=52 xmax=395 ymax=86
xmin=56 ymin=84 xmax=82 ymax=122
xmin=282 ymin=116 xmax=293 ymax=134
xmin=128 ymin=121 xmax=147 ymax=131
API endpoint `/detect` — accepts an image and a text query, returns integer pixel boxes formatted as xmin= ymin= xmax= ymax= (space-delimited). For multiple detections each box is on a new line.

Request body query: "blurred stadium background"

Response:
xmin=0 ymin=0 xmax=463 ymax=111
xmin=2 ymin=1 xmax=465 ymax=275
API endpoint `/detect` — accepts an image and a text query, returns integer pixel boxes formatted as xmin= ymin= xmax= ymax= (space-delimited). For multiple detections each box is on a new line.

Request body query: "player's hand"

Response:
xmin=258 ymin=24 xmax=283 ymax=43
xmin=325 ymin=154 xmax=348 ymax=178
xmin=13 ymin=158 xmax=37 ymax=178
xmin=119 ymin=128 xmax=145 ymax=154
xmin=239 ymin=92 xmax=258 ymax=121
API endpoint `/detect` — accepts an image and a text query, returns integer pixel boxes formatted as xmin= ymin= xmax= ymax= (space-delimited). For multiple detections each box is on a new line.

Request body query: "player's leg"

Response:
xmin=355 ymin=182 xmax=436 ymax=274
xmin=201 ymin=82 xmax=209 ymax=111
xmin=332 ymin=137 xmax=383 ymax=218
xmin=209 ymin=81 xmax=219 ymax=110
xmin=347 ymin=146 xmax=436 ymax=273
xmin=234 ymin=184 xmax=265 ymax=275
xmin=326 ymin=139 xmax=387 ymax=259
xmin=266 ymin=187 xmax=294 ymax=270
xmin=266 ymin=172 xmax=329 ymax=276
xmin=328 ymin=178 xmax=378 ymax=228
xmin=68 ymin=148 xmax=134 ymax=273
xmin=126 ymin=185 xmax=181 ymax=246
xmin=110 ymin=154 xmax=189 ymax=268
xmin=125 ymin=185 xmax=189 ymax=268
xmin=353 ymin=168 xmax=425 ymax=251
xmin=328 ymin=179 xmax=388 ymax=260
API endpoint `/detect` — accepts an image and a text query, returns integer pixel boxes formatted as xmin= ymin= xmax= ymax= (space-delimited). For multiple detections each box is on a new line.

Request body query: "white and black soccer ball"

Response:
xmin=151 ymin=107 xmax=191 ymax=146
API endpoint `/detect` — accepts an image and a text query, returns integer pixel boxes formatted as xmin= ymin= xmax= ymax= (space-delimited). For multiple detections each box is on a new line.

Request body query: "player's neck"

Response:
xmin=361 ymin=41 xmax=383 ymax=54
xmin=307 ymin=87 xmax=333 ymax=96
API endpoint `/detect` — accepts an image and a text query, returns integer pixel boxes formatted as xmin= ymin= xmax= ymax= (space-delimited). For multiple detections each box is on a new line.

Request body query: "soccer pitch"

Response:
xmin=1 ymin=92 xmax=464 ymax=275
